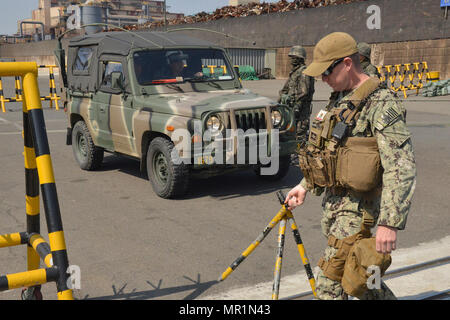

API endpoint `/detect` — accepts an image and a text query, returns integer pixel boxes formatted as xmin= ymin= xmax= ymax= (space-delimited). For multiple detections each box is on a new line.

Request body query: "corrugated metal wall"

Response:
xmin=225 ymin=48 xmax=266 ymax=74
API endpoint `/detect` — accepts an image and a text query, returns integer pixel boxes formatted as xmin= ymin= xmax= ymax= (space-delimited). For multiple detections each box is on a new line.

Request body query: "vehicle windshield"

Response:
xmin=133 ymin=49 xmax=235 ymax=85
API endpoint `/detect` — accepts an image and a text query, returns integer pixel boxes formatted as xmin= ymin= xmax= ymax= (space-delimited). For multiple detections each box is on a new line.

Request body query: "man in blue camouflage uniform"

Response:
xmin=285 ymin=32 xmax=416 ymax=300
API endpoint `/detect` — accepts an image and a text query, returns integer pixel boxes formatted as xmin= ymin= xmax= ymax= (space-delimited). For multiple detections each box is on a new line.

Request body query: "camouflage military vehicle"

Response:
xmin=57 ymin=31 xmax=297 ymax=198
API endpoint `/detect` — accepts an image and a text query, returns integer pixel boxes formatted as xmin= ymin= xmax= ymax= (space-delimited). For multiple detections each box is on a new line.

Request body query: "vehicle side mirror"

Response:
xmin=111 ymin=71 xmax=125 ymax=91
xmin=234 ymin=66 xmax=241 ymax=78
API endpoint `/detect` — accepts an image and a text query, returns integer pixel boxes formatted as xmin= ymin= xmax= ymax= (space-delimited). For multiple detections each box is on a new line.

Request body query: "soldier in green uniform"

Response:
xmin=285 ymin=32 xmax=417 ymax=300
xmin=279 ymin=46 xmax=315 ymax=146
xmin=357 ymin=42 xmax=381 ymax=78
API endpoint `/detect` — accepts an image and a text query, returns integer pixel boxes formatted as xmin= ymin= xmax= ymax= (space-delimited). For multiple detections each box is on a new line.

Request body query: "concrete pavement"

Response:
xmin=0 ymin=77 xmax=448 ymax=300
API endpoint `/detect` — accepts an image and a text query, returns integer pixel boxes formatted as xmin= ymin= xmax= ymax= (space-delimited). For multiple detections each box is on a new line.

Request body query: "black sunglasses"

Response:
xmin=322 ymin=57 xmax=345 ymax=76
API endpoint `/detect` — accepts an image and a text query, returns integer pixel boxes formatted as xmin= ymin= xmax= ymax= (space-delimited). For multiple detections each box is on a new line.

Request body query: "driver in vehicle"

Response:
xmin=166 ymin=51 xmax=203 ymax=79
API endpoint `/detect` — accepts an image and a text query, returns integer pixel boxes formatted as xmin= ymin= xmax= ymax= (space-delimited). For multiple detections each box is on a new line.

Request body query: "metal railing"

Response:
xmin=0 ymin=65 xmax=60 ymax=112
xmin=0 ymin=62 xmax=73 ymax=300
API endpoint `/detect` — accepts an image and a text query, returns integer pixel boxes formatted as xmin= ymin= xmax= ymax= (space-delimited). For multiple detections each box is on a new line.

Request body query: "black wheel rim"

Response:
xmin=76 ymin=131 xmax=87 ymax=159
xmin=153 ymin=151 xmax=169 ymax=186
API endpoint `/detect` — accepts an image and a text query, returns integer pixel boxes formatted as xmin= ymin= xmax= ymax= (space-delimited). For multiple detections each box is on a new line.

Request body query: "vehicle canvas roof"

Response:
xmin=68 ymin=31 xmax=218 ymax=56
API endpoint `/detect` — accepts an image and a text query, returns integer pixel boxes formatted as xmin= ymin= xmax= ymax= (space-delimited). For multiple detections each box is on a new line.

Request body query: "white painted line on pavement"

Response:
xmin=0 ymin=130 xmax=66 ymax=135
xmin=201 ymin=235 xmax=450 ymax=300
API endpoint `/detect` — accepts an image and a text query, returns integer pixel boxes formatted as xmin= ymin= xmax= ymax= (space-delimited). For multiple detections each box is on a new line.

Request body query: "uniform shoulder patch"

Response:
xmin=373 ymin=94 xmax=405 ymax=131
xmin=375 ymin=106 xmax=401 ymax=131
xmin=384 ymin=106 xmax=400 ymax=123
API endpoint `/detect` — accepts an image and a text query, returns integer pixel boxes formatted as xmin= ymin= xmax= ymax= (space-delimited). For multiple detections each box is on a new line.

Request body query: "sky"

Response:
xmin=1 ymin=0 xmax=281 ymax=36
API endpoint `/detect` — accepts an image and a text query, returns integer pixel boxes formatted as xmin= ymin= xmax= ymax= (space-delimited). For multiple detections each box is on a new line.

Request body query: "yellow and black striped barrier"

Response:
xmin=0 ymin=65 xmax=60 ymax=112
xmin=218 ymin=190 xmax=317 ymax=300
xmin=203 ymin=64 xmax=229 ymax=75
xmin=377 ymin=61 xmax=432 ymax=98
xmin=0 ymin=62 xmax=73 ymax=300
xmin=41 ymin=65 xmax=60 ymax=110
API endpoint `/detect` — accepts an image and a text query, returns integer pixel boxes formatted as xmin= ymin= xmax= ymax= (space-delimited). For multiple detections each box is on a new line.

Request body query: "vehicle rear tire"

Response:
xmin=147 ymin=137 xmax=189 ymax=199
xmin=72 ymin=121 xmax=104 ymax=171
xmin=254 ymin=155 xmax=291 ymax=181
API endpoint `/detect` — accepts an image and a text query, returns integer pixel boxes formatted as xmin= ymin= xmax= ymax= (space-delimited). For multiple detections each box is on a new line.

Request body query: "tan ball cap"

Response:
xmin=303 ymin=32 xmax=359 ymax=77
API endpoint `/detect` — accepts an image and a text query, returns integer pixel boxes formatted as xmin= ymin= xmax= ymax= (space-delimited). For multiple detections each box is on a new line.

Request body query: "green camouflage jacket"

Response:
xmin=300 ymin=80 xmax=417 ymax=230
xmin=279 ymin=64 xmax=315 ymax=116
xmin=361 ymin=60 xmax=381 ymax=78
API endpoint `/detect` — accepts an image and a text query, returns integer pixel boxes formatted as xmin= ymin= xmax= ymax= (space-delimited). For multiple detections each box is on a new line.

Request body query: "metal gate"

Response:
xmin=225 ymin=48 xmax=266 ymax=75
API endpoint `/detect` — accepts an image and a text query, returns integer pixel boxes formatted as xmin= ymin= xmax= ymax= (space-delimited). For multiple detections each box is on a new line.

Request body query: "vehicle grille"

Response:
xmin=232 ymin=108 xmax=267 ymax=131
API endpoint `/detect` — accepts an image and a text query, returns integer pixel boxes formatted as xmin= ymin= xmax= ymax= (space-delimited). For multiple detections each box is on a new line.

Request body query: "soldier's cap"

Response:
xmin=288 ymin=46 xmax=306 ymax=59
xmin=166 ymin=50 xmax=188 ymax=63
xmin=357 ymin=42 xmax=371 ymax=59
xmin=303 ymin=32 xmax=358 ymax=77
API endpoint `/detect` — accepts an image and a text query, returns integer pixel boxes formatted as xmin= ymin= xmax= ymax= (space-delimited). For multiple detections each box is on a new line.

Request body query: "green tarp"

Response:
xmin=237 ymin=65 xmax=259 ymax=81
xmin=422 ymin=79 xmax=450 ymax=97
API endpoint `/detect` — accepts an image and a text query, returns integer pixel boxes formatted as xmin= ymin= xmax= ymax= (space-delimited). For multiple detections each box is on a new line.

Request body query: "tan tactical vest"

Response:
xmin=298 ymin=77 xmax=383 ymax=195
xmin=301 ymin=78 xmax=392 ymax=292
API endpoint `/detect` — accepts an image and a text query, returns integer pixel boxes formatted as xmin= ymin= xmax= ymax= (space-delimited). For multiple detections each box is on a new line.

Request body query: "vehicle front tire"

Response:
xmin=72 ymin=120 xmax=104 ymax=171
xmin=146 ymin=137 xmax=189 ymax=199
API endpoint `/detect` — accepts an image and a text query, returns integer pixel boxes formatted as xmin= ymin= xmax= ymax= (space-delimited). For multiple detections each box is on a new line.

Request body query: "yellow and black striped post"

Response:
xmin=14 ymin=76 xmax=23 ymax=102
xmin=392 ymin=64 xmax=402 ymax=93
xmin=39 ymin=65 xmax=60 ymax=110
xmin=420 ymin=61 xmax=430 ymax=87
xmin=0 ymin=77 xmax=6 ymax=112
xmin=413 ymin=62 xmax=422 ymax=93
xmin=218 ymin=190 xmax=317 ymax=299
xmin=377 ymin=66 xmax=385 ymax=83
xmin=0 ymin=62 xmax=73 ymax=300
xmin=0 ymin=76 xmax=24 ymax=105
xmin=394 ymin=64 xmax=408 ymax=98
xmin=23 ymin=89 xmax=41 ymax=295
xmin=384 ymin=65 xmax=395 ymax=91
xmin=272 ymin=217 xmax=287 ymax=300
xmin=404 ymin=64 xmax=415 ymax=93
xmin=23 ymin=67 xmax=72 ymax=299
xmin=218 ymin=204 xmax=287 ymax=282
xmin=287 ymin=211 xmax=317 ymax=298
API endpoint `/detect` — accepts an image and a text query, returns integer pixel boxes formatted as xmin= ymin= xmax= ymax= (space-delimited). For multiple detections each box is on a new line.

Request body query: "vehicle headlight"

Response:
xmin=271 ymin=110 xmax=282 ymax=127
xmin=206 ymin=115 xmax=223 ymax=134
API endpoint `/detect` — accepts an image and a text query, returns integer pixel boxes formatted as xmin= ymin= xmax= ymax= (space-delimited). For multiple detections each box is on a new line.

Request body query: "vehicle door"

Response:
xmin=93 ymin=58 xmax=136 ymax=156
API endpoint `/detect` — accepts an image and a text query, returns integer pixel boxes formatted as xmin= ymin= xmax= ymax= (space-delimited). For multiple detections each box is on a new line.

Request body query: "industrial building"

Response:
xmin=8 ymin=0 xmax=260 ymax=42
xmin=0 ymin=0 xmax=447 ymax=80
xmin=15 ymin=0 xmax=184 ymax=41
